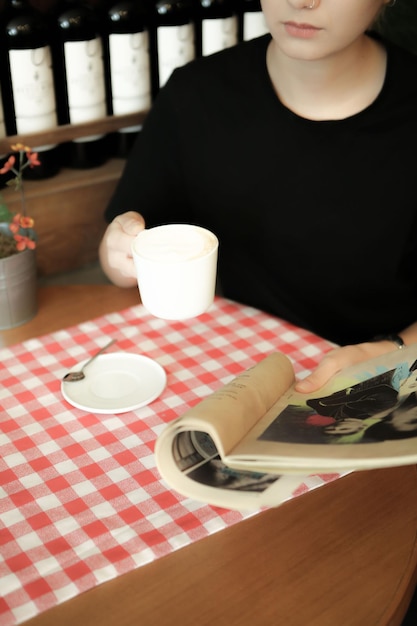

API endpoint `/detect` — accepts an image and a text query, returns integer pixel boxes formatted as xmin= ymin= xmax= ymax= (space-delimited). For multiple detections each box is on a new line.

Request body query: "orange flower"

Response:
xmin=26 ymin=151 xmax=40 ymax=168
xmin=14 ymin=234 xmax=26 ymax=251
xmin=14 ymin=234 xmax=35 ymax=251
xmin=10 ymin=143 xmax=30 ymax=153
xmin=12 ymin=213 xmax=34 ymax=228
xmin=0 ymin=142 xmax=39 ymax=257
xmin=0 ymin=155 xmax=16 ymax=174
xmin=19 ymin=216 xmax=34 ymax=228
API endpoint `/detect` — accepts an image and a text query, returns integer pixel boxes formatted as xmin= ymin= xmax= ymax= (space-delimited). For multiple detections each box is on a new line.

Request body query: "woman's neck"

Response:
xmin=266 ymin=34 xmax=387 ymax=121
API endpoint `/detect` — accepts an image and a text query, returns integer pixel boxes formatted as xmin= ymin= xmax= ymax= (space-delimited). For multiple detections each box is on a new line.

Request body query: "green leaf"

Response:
xmin=0 ymin=203 xmax=13 ymax=223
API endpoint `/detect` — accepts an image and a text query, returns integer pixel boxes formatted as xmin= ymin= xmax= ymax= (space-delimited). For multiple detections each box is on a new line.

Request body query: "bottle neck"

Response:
xmin=4 ymin=0 xmax=49 ymax=47
xmin=107 ymin=1 xmax=149 ymax=32
xmin=8 ymin=0 xmax=31 ymax=10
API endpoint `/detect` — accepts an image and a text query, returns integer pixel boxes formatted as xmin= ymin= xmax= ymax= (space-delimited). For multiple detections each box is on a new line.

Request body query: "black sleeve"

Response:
xmin=104 ymin=74 xmax=195 ymax=226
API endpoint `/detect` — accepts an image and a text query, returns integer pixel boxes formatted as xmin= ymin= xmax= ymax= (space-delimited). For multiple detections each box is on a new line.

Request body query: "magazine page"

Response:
xmin=227 ymin=344 xmax=417 ymax=473
xmin=155 ymin=352 xmax=295 ymax=508
xmin=156 ymin=427 xmax=319 ymax=510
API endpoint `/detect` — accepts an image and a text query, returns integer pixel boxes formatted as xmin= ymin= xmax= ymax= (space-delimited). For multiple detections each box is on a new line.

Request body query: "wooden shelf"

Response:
xmin=0 ymin=112 xmax=147 ymax=153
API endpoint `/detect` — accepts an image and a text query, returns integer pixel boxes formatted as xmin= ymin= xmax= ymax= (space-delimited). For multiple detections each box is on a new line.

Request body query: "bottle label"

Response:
xmin=9 ymin=46 xmax=58 ymax=133
xmin=201 ymin=16 xmax=238 ymax=56
xmin=64 ymin=37 xmax=107 ymax=124
xmin=243 ymin=12 xmax=269 ymax=41
xmin=157 ymin=24 xmax=195 ymax=89
xmin=109 ymin=32 xmax=151 ymax=114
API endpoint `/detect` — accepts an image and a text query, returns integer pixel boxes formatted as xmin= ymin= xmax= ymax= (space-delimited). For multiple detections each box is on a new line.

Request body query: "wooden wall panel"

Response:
xmin=2 ymin=159 xmax=124 ymax=277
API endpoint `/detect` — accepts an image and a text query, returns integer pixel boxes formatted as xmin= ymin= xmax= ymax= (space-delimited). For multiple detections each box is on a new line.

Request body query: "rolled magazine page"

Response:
xmin=156 ymin=432 xmax=325 ymax=510
xmin=156 ymin=352 xmax=294 ymax=459
xmin=155 ymin=352 xmax=300 ymax=509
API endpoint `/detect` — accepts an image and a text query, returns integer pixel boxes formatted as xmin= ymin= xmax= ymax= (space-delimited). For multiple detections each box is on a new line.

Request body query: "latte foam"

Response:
xmin=134 ymin=224 xmax=218 ymax=263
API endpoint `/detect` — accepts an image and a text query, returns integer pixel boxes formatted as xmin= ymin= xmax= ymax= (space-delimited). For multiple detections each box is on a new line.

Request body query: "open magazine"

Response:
xmin=155 ymin=345 xmax=417 ymax=510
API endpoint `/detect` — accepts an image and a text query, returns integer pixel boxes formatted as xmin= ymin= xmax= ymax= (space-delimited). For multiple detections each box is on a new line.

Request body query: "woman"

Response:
xmin=99 ymin=0 xmax=417 ymax=392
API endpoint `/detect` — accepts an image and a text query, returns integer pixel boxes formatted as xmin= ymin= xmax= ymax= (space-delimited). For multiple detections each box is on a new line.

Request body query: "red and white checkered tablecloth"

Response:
xmin=0 ymin=297 xmax=340 ymax=626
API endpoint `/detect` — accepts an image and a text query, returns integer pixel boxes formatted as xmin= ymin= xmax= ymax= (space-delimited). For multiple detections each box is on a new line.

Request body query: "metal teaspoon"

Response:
xmin=62 ymin=339 xmax=116 ymax=382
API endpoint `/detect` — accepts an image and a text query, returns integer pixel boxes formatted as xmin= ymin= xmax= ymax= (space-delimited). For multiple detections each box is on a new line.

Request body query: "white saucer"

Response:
xmin=61 ymin=352 xmax=166 ymax=414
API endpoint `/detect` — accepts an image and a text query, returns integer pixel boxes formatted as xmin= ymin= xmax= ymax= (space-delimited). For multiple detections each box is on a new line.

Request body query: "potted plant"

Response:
xmin=0 ymin=143 xmax=40 ymax=329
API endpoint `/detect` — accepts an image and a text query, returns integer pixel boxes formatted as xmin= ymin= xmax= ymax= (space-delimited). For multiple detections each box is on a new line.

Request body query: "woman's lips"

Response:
xmin=284 ymin=21 xmax=321 ymax=39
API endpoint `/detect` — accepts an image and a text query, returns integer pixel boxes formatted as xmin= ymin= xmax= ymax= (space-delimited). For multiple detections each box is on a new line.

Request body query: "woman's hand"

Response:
xmin=99 ymin=211 xmax=145 ymax=287
xmin=294 ymin=340 xmax=402 ymax=393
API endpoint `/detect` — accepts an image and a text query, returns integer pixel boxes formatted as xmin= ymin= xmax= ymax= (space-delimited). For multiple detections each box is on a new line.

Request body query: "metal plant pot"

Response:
xmin=0 ymin=247 xmax=37 ymax=330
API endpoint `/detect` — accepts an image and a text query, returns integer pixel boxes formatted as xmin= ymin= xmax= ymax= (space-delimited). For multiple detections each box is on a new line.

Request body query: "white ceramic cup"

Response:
xmin=132 ymin=224 xmax=219 ymax=320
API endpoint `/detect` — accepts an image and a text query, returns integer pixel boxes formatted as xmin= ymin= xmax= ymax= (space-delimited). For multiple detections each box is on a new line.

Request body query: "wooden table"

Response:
xmin=0 ymin=284 xmax=140 ymax=348
xmin=3 ymin=285 xmax=417 ymax=626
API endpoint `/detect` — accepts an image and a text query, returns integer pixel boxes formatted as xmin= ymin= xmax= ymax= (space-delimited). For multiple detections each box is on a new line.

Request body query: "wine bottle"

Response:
xmin=102 ymin=0 xmax=151 ymax=157
xmin=239 ymin=0 xmax=268 ymax=42
xmin=152 ymin=0 xmax=196 ymax=95
xmin=0 ymin=0 xmax=61 ymax=179
xmin=52 ymin=0 xmax=109 ymax=169
xmin=195 ymin=0 xmax=238 ymax=58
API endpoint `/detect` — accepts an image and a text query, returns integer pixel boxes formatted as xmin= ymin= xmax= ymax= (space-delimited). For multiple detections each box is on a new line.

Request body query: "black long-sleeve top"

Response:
xmin=105 ymin=34 xmax=417 ymax=346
